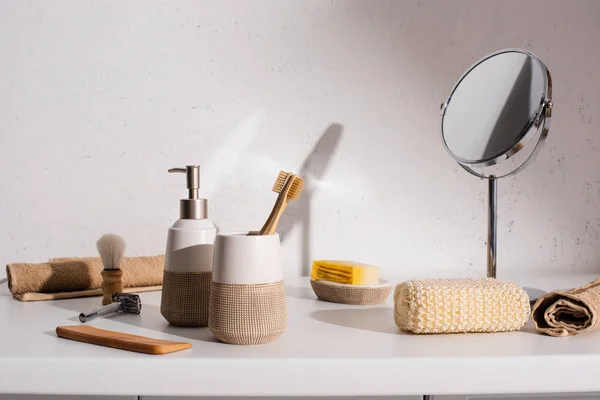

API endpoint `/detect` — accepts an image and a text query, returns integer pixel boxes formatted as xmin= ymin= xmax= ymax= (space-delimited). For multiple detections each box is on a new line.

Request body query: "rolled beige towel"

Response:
xmin=6 ymin=256 xmax=164 ymax=301
xmin=532 ymin=278 xmax=600 ymax=336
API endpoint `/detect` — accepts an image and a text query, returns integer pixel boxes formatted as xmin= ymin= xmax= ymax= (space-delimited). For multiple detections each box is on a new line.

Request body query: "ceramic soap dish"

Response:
xmin=310 ymin=279 xmax=393 ymax=305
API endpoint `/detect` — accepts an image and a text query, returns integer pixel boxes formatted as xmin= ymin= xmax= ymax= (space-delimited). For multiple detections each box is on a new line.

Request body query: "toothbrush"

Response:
xmin=259 ymin=171 xmax=305 ymax=235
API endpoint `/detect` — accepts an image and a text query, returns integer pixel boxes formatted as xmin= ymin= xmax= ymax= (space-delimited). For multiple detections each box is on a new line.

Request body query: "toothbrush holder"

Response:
xmin=208 ymin=232 xmax=287 ymax=345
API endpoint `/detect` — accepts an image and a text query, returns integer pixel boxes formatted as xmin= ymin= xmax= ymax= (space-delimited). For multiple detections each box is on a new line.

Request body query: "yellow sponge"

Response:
xmin=311 ymin=260 xmax=380 ymax=286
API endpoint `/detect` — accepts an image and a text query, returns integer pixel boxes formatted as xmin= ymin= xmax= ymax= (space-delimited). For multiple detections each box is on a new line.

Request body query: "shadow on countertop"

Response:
xmin=48 ymin=298 xmax=218 ymax=343
xmin=311 ymin=307 xmax=541 ymax=337
xmin=519 ymin=320 xmax=542 ymax=335
xmin=284 ymin=284 xmax=317 ymax=300
xmin=310 ymin=307 xmax=407 ymax=335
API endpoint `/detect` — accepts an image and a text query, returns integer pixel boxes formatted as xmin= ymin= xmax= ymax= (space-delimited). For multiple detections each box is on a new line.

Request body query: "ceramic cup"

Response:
xmin=208 ymin=232 xmax=287 ymax=345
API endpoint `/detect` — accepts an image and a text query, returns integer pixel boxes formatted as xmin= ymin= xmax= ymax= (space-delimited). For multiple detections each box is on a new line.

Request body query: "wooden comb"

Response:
xmin=56 ymin=325 xmax=192 ymax=355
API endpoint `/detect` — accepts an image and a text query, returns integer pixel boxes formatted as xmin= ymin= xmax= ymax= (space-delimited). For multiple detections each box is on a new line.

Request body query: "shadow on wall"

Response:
xmin=201 ymin=108 xmax=266 ymax=199
xmin=277 ymin=123 xmax=343 ymax=276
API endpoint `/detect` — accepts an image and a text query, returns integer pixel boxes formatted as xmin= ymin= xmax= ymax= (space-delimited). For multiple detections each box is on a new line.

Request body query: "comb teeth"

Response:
xmin=287 ymin=176 xmax=305 ymax=201
xmin=272 ymin=170 xmax=290 ymax=193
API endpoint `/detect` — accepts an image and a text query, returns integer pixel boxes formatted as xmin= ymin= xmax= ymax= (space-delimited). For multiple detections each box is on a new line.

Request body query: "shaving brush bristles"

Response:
xmin=97 ymin=234 xmax=126 ymax=270
xmin=97 ymin=234 xmax=126 ymax=305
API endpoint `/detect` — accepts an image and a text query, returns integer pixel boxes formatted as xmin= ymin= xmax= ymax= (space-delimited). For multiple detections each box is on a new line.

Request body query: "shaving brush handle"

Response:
xmin=101 ymin=269 xmax=124 ymax=305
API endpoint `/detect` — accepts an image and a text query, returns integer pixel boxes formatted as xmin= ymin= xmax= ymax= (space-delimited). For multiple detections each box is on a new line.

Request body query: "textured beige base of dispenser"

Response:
xmin=208 ymin=280 xmax=287 ymax=345
xmin=160 ymin=270 xmax=211 ymax=327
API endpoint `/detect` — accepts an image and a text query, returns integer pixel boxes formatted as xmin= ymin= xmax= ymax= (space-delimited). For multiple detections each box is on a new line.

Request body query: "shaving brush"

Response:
xmin=97 ymin=234 xmax=126 ymax=305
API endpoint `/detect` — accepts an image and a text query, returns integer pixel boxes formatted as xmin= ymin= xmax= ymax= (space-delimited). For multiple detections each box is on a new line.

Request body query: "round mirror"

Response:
xmin=440 ymin=49 xmax=553 ymax=296
xmin=441 ymin=49 xmax=552 ymax=178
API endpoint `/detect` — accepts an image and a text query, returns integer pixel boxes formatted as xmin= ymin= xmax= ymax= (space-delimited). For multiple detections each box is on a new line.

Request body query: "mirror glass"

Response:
xmin=442 ymin=50 xmax=547 ymax=164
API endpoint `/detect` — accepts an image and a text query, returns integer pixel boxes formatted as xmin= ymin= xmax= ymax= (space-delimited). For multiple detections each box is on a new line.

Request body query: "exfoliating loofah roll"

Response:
xmin=394 ymin=278 xmax=530 ymax=334
xmin=310 ymin=279 xmax=392 ymax=305
xmin=208 ymin=280 xmax=287 ymax=345
xmin=532 ymin=278 xmax=600 ymax=336
xmin=160 ymin=270 xmax=211 ymax=327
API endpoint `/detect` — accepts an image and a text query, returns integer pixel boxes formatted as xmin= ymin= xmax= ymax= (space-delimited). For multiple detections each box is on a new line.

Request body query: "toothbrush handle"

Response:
xmin=79 ymin=302 xmax=120 ymax=323
xmin=260 ymin=174 xmax=298 ymax=236
xmin=259 ymin=189 xmax=289 ymax=235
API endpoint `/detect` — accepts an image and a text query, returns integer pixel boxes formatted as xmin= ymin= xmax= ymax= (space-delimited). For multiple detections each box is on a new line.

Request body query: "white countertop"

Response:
xmin=1 ymin=272 xmax=600 ymax=397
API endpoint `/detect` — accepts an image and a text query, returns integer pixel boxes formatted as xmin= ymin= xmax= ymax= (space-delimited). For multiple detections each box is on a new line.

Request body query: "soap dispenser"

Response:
xmin=160 ymin=165 xmax=217 ymax=327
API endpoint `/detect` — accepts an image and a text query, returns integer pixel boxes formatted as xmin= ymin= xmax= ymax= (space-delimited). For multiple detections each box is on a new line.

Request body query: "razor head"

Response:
xmin=112 ymin=293 xmax=142 ymax=314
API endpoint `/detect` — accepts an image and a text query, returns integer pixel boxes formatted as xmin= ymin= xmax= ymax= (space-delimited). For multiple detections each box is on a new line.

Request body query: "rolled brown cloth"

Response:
xmin=6 ymin=255 xmax=164 ymax=302
xmin=532 ymin=278 xmax=600 ymax=336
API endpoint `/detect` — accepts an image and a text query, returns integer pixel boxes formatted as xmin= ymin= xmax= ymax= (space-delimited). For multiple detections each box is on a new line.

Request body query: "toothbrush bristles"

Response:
xmin=271 ymin=170 xmax=305 ymax=201
xmin=287 ymin=176 xmax=305 ymax=201
xmin=272 ymin=170 xmax=289 ymax=193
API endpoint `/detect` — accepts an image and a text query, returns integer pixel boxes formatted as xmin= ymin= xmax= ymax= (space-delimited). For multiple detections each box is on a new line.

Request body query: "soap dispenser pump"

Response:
xmin=168 ymin=166 xmax=207 ymax=219
xmin=160 ymin=165 xmax=217 ymax=327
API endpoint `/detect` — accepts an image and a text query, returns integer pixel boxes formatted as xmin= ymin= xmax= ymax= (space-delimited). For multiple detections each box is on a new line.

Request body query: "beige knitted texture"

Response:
xmin=394 ymin=278 xmax=530 ymax=334
xmin=208 ymin=280 xmax=287 ymax=345
xmin=310 ymin=279 xmax=392 ymax=305
xmin=160 ymin=270 xmax=211 ymax=327
xmin=532 ymin=278 xmax=600 ymax=336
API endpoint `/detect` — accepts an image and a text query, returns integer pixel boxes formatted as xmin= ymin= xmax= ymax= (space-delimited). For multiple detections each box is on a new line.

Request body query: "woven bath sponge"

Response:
xmin=394 ymin=278 xmax=530 ymax=334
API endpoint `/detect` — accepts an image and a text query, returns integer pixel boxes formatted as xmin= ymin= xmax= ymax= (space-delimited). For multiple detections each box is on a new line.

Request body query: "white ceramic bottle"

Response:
xmin=160 ymin=165 xmax=217 ymax=327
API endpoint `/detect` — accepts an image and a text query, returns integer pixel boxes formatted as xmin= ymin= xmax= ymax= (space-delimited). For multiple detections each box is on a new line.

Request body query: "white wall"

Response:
xmin=1 ymin=0 xmax=599 ymax=279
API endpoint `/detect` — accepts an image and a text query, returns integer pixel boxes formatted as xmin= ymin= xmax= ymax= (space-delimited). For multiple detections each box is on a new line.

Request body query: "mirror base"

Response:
xmin=524 ymin=286 xmax=546 ymax=306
